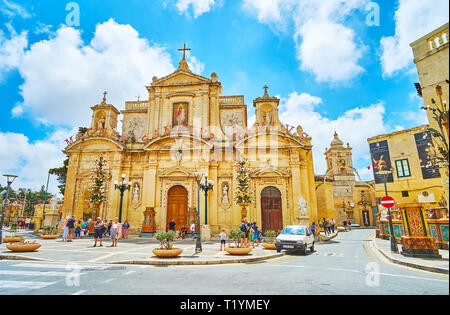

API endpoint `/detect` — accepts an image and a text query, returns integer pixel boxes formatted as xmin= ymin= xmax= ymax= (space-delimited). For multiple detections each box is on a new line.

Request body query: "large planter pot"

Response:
xmin=261 ymin=243 xmax=276 ymax=250
xmin=2 ymin=237 xmax=24 ymax=243
xmin=40 ymin=235 xmax=59 ymax=240
xmin=6 ymin=243 xmax=41 ymax=252
xmin=225 ymin=247 xmax=253 ymax=255
xmin=152 ymin=248 xmax=183 ymax=258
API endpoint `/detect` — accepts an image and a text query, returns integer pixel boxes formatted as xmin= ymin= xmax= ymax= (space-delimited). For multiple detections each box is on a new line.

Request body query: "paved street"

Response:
xmin=0 ymin=229 xmax=448 ymax=295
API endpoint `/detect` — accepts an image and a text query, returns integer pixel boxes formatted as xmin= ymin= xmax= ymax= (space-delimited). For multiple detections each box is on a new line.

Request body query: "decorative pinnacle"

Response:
xmin=102 ymin=91 xmax=108 ymax=104
xmin=263 ymin=85 xmax=269 ymax=98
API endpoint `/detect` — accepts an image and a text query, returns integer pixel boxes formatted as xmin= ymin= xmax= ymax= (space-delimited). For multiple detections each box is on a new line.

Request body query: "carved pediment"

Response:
xmin=151 ymin=70 xmax=211 ymax=87
xmin=251 ymin=166 xmax=291 ymax=178
xmin=159 ymin=166 xmax=195 ymax=178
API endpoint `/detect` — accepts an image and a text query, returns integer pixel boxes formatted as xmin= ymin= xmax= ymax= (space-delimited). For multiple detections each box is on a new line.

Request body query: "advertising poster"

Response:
xmin=370 ymin=140 xmax=394 ymax=184
xmin=414 ymin=131 xmax=441 ymax=179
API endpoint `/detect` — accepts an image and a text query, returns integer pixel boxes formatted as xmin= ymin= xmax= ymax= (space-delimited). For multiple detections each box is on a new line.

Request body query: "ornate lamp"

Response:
xmin=115 ymin=174 xmax=131 ymax=223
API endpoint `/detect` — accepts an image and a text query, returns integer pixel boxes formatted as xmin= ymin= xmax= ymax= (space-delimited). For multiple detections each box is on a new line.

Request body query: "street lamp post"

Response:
xmin=377 ymin=169 xmax=399 ymax=253
xmin=194 ymin=172 xmax=203 ymax=253
xmin=0 ymin=174 xmax=18 ymax=245
xmin=114 ymin=174 xmax=131 ymax=223
xmin=199 ymin=175 xmax=214 ymax=225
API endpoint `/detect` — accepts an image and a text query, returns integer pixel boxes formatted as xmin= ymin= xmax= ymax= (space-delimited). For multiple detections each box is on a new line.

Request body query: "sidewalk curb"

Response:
xmin=109 ymin=253 xmax=285 ymax=266
xmin=0 ymin=253 xmax=53 ymax=262
xmin=371 ymin=236 xmax=449 ymax=275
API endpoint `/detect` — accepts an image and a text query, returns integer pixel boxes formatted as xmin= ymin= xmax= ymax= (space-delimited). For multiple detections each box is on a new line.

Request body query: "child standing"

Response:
xmin=219 ymin=229 xmax=227 ymax=251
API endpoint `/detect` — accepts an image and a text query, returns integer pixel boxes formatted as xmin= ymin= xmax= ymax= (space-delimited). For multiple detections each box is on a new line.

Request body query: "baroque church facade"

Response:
xmin=61 ymin=51 xmax=319 ymax=234
xmin=61 ymin=50 xmax=376 ymax=234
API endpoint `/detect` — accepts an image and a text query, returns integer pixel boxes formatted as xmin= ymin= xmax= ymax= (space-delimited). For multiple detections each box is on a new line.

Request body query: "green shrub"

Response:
xmin=155 ymin=231 xmax=176 ymax=249
xmin=264 ymin=230 xmax=276 ymax=237
xmin=229 ymin=230 xmax=245 ymax=248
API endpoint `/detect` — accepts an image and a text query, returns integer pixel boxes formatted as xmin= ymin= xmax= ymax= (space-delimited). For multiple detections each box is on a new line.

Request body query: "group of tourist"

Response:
xmin=167 ymin=218 xmax=197 ymax=240
xmin=60 ymin=215 xmax=130 ymax=247
xmin=238 ymin=218 xmax=262 ymax=249
xmin=17 ymin=217 xmax=33 ymax=229
xmin=322 ymin=218 xmax=336 ymax=235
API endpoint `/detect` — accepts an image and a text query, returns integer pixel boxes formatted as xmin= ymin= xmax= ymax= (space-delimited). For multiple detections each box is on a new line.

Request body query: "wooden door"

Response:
xmin=167 ymin=186 xmax=188 ymax=231
xmin=261 ymin=187 xmax=283 ymax=233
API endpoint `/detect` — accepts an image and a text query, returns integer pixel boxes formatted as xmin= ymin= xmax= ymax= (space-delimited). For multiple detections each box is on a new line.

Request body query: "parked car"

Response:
xmin=275 ymin=225 xmax=315 ymax=255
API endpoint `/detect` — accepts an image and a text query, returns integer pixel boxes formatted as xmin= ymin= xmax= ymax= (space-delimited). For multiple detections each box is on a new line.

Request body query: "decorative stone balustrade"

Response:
xmin=428 ymin=29 xmax=449 ymax=51
xmin=219 ymin=95 xmax=245 ymax=106
xmin=125 ymin=101 xmax=149 ymax=111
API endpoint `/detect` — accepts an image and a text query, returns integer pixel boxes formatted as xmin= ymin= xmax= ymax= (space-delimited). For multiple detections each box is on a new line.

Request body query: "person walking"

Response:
xmin=93 ymin=217 xmax=105 ymax=247
xmin=311 ymin=222 xmax=316 ymax=238
xmin=180 ymin=226 xmax=187 ymax=239
xmin=67 ymin=216 xmax=76 ymax=242
xmin=331 ymin=218 xmax=335 ymax=234
xmin=75 ymin=220 xmax=82 ymax=239
xmin=347 ymin=219 xmax=352 ymax=231
xmin=322 ymin=218 xmax=328 ymax=235
xmin=252 ymin=222 xmax=260 ymax=247
xmin=80 ymin=220 xmax=87 ymax=239
xmin=109 ymin=217 xmax=121 ymax=247
xmin=25 ymin=217 xmax=31 ymax=230
xmin=190 ymin=222 xmax=196 ymax=239
xmin=219 ymin=229 xmax=227 ymax=251
xmin=122 ymin=221 xmax=130 ymax=239
xmin=343 ymin=220 xmax=348 ymax=231
xmin=62 ymin=217 xmax=69 ymax=242
xmin=107 ymin=220 xmax=113 ymax=236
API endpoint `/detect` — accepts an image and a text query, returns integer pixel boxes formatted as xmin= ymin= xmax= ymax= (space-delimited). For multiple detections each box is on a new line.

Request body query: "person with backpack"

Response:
xmin=322 ymin=218 xmax=328 ymax=235
xmin=67 ymin=216 xmax=76 ymax=242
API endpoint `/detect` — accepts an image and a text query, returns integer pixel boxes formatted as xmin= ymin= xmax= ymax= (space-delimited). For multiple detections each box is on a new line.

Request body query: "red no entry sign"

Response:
xmin=381 ymin=196 xmax=395 ymax=208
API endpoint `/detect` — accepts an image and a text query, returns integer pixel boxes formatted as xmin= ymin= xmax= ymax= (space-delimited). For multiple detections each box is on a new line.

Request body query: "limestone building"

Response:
xmin=315 ymin=133 xmax=377 ymax=227
xmin=410 ymin=22 xmax=449 ymax=209
xmin=61 ymin=51 xmax=319 ymax=234
xmin=368 ymin=125 xmax=445 ymax=210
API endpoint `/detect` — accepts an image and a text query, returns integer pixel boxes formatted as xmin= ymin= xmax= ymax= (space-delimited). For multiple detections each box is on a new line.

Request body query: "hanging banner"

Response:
xmin=370 ymin=140 xmax=394 ymax=184
xmin=414 ymin=131 xmax=441 ymax=179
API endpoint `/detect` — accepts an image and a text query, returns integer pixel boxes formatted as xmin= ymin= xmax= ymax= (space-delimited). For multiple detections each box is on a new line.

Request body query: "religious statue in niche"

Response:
xmin=173 ymin=103 xmax=188 ymax=127
xmin=264 ymin=110 xmax=272 ymax=126
xmin=96 ymin=116 xmax=106 ymax=131
xmin=220 ymin=182 xmax=231 ymax=209
xmin=131 ymin=183 xmax=141 ymax=208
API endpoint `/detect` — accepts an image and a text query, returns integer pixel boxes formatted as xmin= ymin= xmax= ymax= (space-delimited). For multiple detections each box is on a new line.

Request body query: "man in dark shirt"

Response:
xmin=93 ymin=217 xmax=105 ymax=247
xmin=169 ymin=219 xmax=176 ymax=232
xmin=67 ymin=216 xmax=76 ymax=242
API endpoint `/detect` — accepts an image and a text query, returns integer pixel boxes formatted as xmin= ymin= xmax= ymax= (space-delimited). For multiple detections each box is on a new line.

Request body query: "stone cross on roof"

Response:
xmin=178 ymin=43 xmax=191 ymax=60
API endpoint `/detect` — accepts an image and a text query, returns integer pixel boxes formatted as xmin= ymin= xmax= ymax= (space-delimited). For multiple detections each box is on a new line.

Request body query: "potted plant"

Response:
xmin=261 ymin=230 xmax=277 ymax=250
xmin=152 ymin=231 xmax=183 ymax=258
xmin=225 ymin=230 xmax=253 ymax=255
xmin=40 ymin=226 xmax=59 ymax=239
xmin=6 ymin=240 xmax=41 ymax=252
xmin=2 ymin=225 xmax=24 ymax=243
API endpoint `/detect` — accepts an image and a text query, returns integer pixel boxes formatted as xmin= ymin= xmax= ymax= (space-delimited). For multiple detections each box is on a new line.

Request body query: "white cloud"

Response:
xmin=380 ymin=0 xmax=449 ymax=77
xmin=242 ymin=0 xmax=368 ymax=83
xmin=0 ymin=128 xmax=75 ymax=195
xmin=174 ymin=0 xmax=221 ymax=18
xmin=16 ymin=19 xmax=175 ymax=127
xmin=278 ymin=92 xmax=388 ymax=178
xmin=186 ymin=51 xmax=205 ymax=74
xmin=0 ymin=0 xmax=32 ymax=19
xmin=0 ymin=28 xmax=27 ymax=82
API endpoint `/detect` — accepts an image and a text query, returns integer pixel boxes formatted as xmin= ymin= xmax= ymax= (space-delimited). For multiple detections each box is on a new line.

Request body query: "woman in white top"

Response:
xmin=62 ymin=217 xmax=69 ymax=242
xmin=110 ymin=217 xmax=122 ymax=247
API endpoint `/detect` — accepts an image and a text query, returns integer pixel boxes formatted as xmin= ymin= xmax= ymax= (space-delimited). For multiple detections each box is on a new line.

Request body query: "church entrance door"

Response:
xmin=261 ymin=187 xmax=283 ymax=233
xmin=167 ymin=186 xmax=188 ymax=231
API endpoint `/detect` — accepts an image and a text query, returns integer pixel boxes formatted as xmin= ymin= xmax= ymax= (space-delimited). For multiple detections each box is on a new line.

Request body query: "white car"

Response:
xmin=275 ymin=225 xmax=315 ymax=255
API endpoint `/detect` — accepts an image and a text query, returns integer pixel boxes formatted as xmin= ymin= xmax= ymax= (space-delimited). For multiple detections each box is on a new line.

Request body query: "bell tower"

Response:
xmin=325 ymin=132 xmax=354 ymax=178
xmin=90 ymin=91 xmax=121 ymax=134
xmin=253 ymin=85 xmax=284 ymax=132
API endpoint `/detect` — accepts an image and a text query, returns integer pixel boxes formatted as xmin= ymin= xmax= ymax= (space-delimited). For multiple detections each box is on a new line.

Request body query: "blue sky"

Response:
xmin=0 ymin=0 xmax=448 ymax=193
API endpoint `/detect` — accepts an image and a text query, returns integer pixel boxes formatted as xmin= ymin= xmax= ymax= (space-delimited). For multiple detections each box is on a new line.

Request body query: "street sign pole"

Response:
xmin=381 ymin=195 xmax=399 ymax=253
